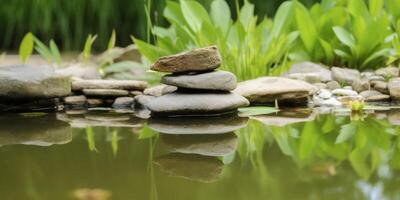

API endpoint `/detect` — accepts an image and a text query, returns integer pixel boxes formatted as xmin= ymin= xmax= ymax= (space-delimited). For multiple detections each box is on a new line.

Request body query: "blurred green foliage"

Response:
xmin=0 ymin=0 xmax=318 ymax=51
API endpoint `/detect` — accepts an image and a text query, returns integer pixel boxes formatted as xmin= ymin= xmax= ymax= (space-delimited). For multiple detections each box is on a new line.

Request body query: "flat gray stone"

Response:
xmin=148 ymin=116 xmax=248 ymax=134
xmin=0 ymin=65 xmax=71 ymax=100
xmin=151 ymin=46 xmax=221 ymax=73
xmin=147 ymin=92 xmax=249 ymax=116
xmin=252 ymin=111 xmax=316 ymax=126
xmin=72 ymin=79 xmax=147 ymax=91
xmin=162 ymin=71 xmax=237 ymax=91
xmin=284 ymin=62 xmax=332 ymax=82
xmin=371 ymin=81 xmax=389 ymax=94
xmin=64 ymin=95 xmax=87 ymax=105
xmin=143 ymin=84 xmax=177 ymax=96
xmin=112 ymin=97 xmax=134 ymax=108
xmin=332 ymin=89 xmax=358 ymax=96
xmin=389 ymin=78 xmax=400 ymax=101
xmin=375 ymin=67 xmax=399 ymax=78
xmin=56 ymin=63 xmax=101 ymax=79
xmin=326 ymin=81 xmax=341 ymax=90
xmin=82 ymin=89 xmax=129 ymax=97
xmin=86 ymin=99 xmax=105 ymax=107
xmin=331 ymin=67 xmax=360 ymax=85
xmin=233 ymin=77 xmax=316 ymax=104
xmin=352 ymin=78 xmax=370 ymax=92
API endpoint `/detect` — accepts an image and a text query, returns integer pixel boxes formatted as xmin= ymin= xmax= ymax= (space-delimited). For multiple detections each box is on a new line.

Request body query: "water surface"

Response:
xmin=1 ymin=109 xmax=400 ymax=200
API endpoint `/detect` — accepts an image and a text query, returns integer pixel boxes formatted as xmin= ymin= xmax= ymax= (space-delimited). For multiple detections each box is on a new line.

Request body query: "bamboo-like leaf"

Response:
xmin=180 ymin=0 xmax=211 ymax=32
xmin=19 ymin=32 xmax=34 ymax=63
xmin=82 ymin=34 xmax=97 ymax=63
xmin=49 ymin=39 xmax=62 ymax=64
xmin=333 ymin=26 xmax=355 ymax=47
xmin=107 ymin=29 xmax=116 ymax=50
xmin=210 ymin=0 xmax=231 ymax=35
xmin=296 ymin=2 xmax=318 ymax=53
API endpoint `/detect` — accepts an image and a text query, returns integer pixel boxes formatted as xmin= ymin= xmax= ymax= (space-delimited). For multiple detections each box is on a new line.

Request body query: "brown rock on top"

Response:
xmin=151 ymin=46 xmax=221 ymax=73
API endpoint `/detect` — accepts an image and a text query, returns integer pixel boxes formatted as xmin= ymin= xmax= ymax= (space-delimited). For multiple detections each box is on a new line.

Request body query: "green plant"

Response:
xmin=133 ymin=0 xmax=298 ymax=80
xmin=33 ymin=37 xmax=62 ymax=65
xmin=19 ymin=32 xmax=34 ymax=63
xmin=332 ymin=0 xmax=393 ymax=70
xmin=82 ymin=34 xmax=98 ymax=63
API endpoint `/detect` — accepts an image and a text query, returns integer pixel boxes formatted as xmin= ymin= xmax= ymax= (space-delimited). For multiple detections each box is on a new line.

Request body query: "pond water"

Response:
xmin=1 ymin=108 xmax=400 ymax=200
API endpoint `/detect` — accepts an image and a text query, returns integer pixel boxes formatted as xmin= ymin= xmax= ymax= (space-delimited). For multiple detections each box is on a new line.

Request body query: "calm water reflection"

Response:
xmin=0 ymin=109 xmax=400 ymax=200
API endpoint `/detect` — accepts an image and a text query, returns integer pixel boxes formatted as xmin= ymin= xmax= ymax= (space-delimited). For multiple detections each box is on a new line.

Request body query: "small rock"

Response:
xmin=130 ymin=91 xmax=143 ymax=96
xmin=288 ymin=73 xmax=321 ymax=84
xmin=337 ymin=95 xmax=363 ymax=104
xmin=388 ymin=111 xmax=400 ymax=125
xmin=284 ymin=62 xmax=332 ymax=82
xmin=64 ymin=95 xmax=87 ymax=105
xmin=371 ymin=81 xmax=389 ymax=94
xmin=331 ymin=67 xmax=360 ymax=85
xmin=147 ymin=92 xmax=249 ymax=116
xmin=352 ymin=78 xmax=370 ymax=92
xmin=313 ymin=83 xmax=327 ymax=90
xmin=162 ymin=71 xmax=237 ymax=91
xmin=318 ymin=89 xmax=332 ymax=99
xmin=388 ymin=78 xmax=400 ymax=101
xmin=151 ymin=46 xmax=221 ymax=73
xmin=375 ymin=66 xmax=399 ymax=78
xmin=368 ymin=75 xmax=385 ymax=82
xmin=332 ymin=89 xmax=358 ymax=96
xmin=134 ymin=95 xmax=156 ymax=108
xmin=361 ymin=71 xmax=375 ymax=79
xmin=143 ymin=84 xmax=177 ymax=96
xmin=83 ymin=89 xmax=129 ymax=97
xmin=112 ymin=97 xmax=134 ymax=109
xmin=86 ymin=99 xmax=105 ymax=107
xmin=343 ymin=86 xmax=353 ymax=90
xmin=72 ymin=79 xmax=148 ymax=91
xmin=322 ymin=98 xmax=342 ymax=107
xmin=326 ymin=81 xmax=341 ymax=90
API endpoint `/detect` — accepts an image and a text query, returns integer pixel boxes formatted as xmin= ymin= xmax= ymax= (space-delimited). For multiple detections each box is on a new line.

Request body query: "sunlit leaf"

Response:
xmin=19 ymin=32 xmax=34 ymax=63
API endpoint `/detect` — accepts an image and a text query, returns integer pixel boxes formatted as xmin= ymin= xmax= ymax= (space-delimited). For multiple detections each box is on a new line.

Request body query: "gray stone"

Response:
xmin=375 ymin=67 xmax=399 ymax=78
xmin=284 ymin=62 xmax=332 ymax=82
xmin=352 ymin=78 xmax=370 ymax=92
xmin=86 ymin=99 xmax=105 ymax=107
xmin=233 ymin=77 xmax=316 ymax=104
xmin=361 ymin=71 xmax=375 ymax=79
xmin=161 ymin=133 xmax=238 ymax=157
xmin=112 ymin=97 xmax=134 ymax=108
xmin=252 ymin=111 xmax=316 ymax=126
xmin=144 ymin=84 xmax=177 ymax=96
xmin=0 ymin=65 xmax=71 ymax=100
xmin=56 ymin=63 xmax=101 ymax=79
xmin=388 ymin=111 xmax=400 ymax=125
xmin=58 ymin=112 xmax=144 ymax=128
xmin=326 ymin=81 xmax=341 ymax=90
xmin=148 ymin=116 xmax=248 ymax=134
xmin=343 ymin=86 xmax=353 ymax=90
xmin=318 ymin=89 xmax=332 ymax=99
xmin=388 ymin=78 xmax=400 ymax=101
xmin=313 ymin=83 xmax=327 ymax=90
xmin=82 ymin=89 xmax=129 ymax=97
xmin=72 ymin=79 xmax=147 ymax=91
xmin=151 ymin=46 xmax=221 ymax=73
xmin=359 ymin=90 xmax=390 ymax=102
xmin=337 ymin=95 xmax=363 ymax=104
xmin=331 ymin=67 xmax=360 ymax=85
xmin=130 ymin=91 xmax=143 ymax=96
xmin=321 ymin=98 xmax=342 ymax=107
xmin=371 ymin=81 xmax=389 ymax=94
xmin=134 ymin=95 xmax=156 ymax=108
xmin=332 ymin=89 xmax=358 ymax=96
xmin=288 ymin=73 xmax=321 ymax=84
xmin=64 ymin=95 xmax=87 ymax=105
xmin=162 ymin=71 xmax=237 ymax=91
xmin=369 ymin=75 xmax=385 ymax=82
xmin=147 ymin=92 xmax=249 ymax=116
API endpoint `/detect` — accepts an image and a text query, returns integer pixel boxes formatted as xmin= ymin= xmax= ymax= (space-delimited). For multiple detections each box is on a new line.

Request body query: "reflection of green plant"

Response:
xmin=85 ymin=127 xmax=97 ymax=152
xmin=134 ymin=0 xmax=297 ymax=80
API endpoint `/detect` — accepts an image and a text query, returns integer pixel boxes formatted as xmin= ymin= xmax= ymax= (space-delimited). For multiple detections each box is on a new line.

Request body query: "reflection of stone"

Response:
xmin=161 ymin=132 xmax=238 ymax=156
xmin=0 ymin=114 xmax=72 ymax=146
xmin=253 ymin=109 xmax=316 ymax=126
xmin=57 ymin=111 xmax=144 ymax=128
xmin=154 ymin=153 xmax=223 ymax=183
xmin=148 ymin=115 xmax=248 ymax=134
xmin=388 ymin=111 xmax=400 ymax=125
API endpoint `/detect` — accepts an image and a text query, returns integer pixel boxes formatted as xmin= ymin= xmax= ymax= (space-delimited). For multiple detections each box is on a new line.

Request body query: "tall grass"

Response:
xmin=0 ymin=0 xmax=319 ymax=51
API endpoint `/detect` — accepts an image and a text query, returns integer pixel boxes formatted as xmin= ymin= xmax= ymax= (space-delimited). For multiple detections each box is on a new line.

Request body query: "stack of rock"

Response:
xmin=64 ymin=79 xmax=148 ymax=109
xmin=146 ymin=46 xmax=249 ymax=116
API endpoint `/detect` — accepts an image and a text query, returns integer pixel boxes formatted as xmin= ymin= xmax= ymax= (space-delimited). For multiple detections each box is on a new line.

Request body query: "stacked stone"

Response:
xmin=146 ymin=46 xmax=249 ymax=116
xmin=64 ymin=79 xmax=148 ymax=109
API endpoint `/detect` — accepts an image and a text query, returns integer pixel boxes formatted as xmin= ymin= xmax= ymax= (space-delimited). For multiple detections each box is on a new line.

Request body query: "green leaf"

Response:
xmin=238 ymin=106 xmax=279 ymax=117
xmin=239 ymin=0 xmax=254 ymax=27
xmin=180 ymin=0 xmax=211 ymax=32
xmin=336 ymin=123 xmax=357 ymax=144
xmin=19 ymin=32 xmax=34 ymax=63
xmin=361 ymin=48 xmax=391 ymax=68
xmin=132 ymin=37 xmax=168 ymax=62
xmin=271 ymin=1 xmax=294 ymax=38
xmin=107 ymin=29 xmax=116 ymax=50
xmin=296 ymin=3 xmax=318 ymax=53
xmin=369 ymin=0 xmax=383 ymax=17
xmin=33 ymin=37 xmax=53 ymax=62
xmin=210 ymin=0 xmax=231 ymax=35
xmin=138 ymin=124 xmax=157 ymax=139
xmin=333 ymin=26 xmax=355 ymax=47
xmin=319 ymin=38 xmax=334 ymax=63
xmin=49 ymin=39 xmax=61 ymax=64
xmin=83 ymin=34 xmax=97 ymax=63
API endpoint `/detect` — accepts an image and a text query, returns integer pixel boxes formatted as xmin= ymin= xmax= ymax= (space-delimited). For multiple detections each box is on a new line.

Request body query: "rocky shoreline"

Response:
xmin=0 ymin=46 xmax=399 ymax=116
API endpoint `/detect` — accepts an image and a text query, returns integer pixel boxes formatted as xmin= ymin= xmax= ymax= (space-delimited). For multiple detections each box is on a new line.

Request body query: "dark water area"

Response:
xmin=0 ymin=109 xmax=400 ymax=200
